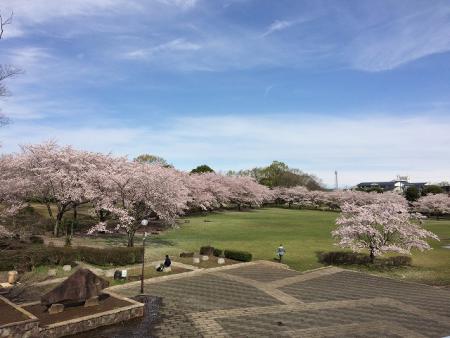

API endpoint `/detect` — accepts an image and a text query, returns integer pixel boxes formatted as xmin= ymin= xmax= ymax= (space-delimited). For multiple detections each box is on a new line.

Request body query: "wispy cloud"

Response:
xmin=1 ymin=113 xmax=449 ymax=186
xmin=123 ymin=39 xmax=202 ymax=60
xmin=261 ymin=20 xmax=294 ymax=37
xmin=347 ymin=3 xmax=450 ymax=71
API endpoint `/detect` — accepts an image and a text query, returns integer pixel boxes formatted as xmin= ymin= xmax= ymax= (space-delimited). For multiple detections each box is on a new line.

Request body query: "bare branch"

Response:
xmin=0 ymin=65 xmax=23 ymax=97
xmin=0 ymin=111 xmax=10 ymax=127
xmin=0 ymin=11 xmax=13 ymax=39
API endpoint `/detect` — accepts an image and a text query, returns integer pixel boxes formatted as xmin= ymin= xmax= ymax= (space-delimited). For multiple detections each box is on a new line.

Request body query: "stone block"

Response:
xmin=7 ymin=271 xmax=18 ymax=284
xmin=48 ymin=303 xmax=64 ymax=314
xmin=201 ymin=255 xmax=209 ymax=261
xmin=48 ymin=269 xmax=57 ymax=277
xmin=164 ymin=266 xmax=172 ymax=272
xmin=62 ymin=265 xmax=72 ymax=272
xmin=105 ymin=270 xmax=115 ymax=278
xmin=217 ymin=258 xmax=225 ymax=265
xmin=84 ymin=296 xmax=99 ymax=307
xmin=193 ymin=257 xmax=200 ymax=264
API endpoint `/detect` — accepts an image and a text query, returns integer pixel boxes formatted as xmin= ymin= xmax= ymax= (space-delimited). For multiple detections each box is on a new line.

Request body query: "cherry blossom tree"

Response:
xmin=182 ymin=173 xmax=220 ymax=211
xmin=0 ymin=224 xmax=12 ymax=238
xmin=333 ymin=201 xmax=439 ymax=263
xmin=413 ymin=194 xmax=450 ymax=219
xmin=224 ymin=175 xmax=272 ymax=210
xmin=0 ymin=142 xmax=110 ymax=236
xmin=87 ymin=159 xmax=189 ymax=246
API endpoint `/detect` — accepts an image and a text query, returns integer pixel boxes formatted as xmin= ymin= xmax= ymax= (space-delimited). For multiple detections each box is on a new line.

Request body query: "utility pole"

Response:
xmin=335 ymin=170 xmax=339 ymax=190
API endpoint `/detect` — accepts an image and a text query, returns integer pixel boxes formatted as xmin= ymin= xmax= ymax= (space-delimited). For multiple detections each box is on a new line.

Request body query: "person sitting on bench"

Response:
xmin=157 ymin=255 xmax=172 ymax=272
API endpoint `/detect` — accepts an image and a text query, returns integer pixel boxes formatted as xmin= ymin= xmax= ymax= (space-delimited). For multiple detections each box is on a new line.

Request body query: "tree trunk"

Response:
xmin=369 ymin=248 xmax=375 ymax=264
xmin=54 ymin=213 xmax=63 ymax=237
xmin=127 ymin=231 xmax=135 ymax=247
xmin=46 ymin=203 xmax=55 ymax=221
xmin=99 ymin=209 xmax=106 ymax=222
xmin=73 ymin=205 xmax=78 ymax=221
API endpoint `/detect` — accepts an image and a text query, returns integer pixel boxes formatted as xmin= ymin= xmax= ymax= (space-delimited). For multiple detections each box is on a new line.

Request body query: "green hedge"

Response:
xmin=199 ymin=246 xmax=215 ymax=255
xmin=318 ymin=251 xmax=412 ymax=267
xmin=224 ymin=249 xmax=252 ymax=262
xmin=0 ymin=245 xmax=144 ymax=271
xmin=213 ymin=248 xmax=223 ymax=257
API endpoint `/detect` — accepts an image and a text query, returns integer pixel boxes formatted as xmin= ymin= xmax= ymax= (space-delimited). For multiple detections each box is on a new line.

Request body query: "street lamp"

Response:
xmin=140 ymin=219 xmax=148 ymax=294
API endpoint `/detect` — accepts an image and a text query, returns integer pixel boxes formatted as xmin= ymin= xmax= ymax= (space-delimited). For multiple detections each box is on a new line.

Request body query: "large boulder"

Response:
xmin=41 ymin=268 xmax=109 ymax=306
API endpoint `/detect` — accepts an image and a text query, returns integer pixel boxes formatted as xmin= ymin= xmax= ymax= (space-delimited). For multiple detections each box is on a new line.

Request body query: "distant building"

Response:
xmin=356 ymin=178 xmax=427 ymax=193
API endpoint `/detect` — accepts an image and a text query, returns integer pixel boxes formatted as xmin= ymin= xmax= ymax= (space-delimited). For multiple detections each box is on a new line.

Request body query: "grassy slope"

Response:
xmin=154 ymin=208 xmax=450 ymax=286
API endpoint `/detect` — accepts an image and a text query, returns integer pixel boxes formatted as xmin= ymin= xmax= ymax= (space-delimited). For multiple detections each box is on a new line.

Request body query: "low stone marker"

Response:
xmin=164 ymin=267 xmax=172 ymax=273
xmin=193 ymin=257 xmax=200 ymax=264
xmin=48 ymin=269 xmax=57 ymax=277
xmin=217 ymin=258 xmax=225 ymax=265
xmin=62 ymin=265 xmax=72 ymax=272
xmin=84 ymin=296 xmax=99 ymax=307
xmin=48 ymin=303 xmax=64 ymax=314
xmin=7 ymin=271 xmax=18 ymax=284
xmin=201 ymin=255 xmax=209 ymax=261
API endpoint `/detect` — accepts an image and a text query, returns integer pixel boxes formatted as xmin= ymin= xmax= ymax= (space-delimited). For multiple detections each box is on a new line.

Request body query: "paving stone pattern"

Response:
xmin=223 ymin=263 xmax=301 ymax=283
xmin=280 ymin=270 xmax=450 ymax=318
xmin=112 ymin=261 xmax=450 ymax=337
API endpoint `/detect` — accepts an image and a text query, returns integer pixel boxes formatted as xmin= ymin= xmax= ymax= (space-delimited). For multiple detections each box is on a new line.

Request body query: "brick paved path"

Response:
xmin=110 ymin=261 xmax=450 ymax=337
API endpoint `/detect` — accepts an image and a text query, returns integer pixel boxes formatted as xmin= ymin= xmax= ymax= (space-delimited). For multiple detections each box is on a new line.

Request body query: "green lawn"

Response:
xmin=150 ymin=208 xmax=450 ymax=286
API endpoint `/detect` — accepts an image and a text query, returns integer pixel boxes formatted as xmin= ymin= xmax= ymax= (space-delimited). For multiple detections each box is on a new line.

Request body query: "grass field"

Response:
xmin=9 ymin=206 xmax=450 ymax=286
xmin=149 ymin=208 xmax=450 ymax=286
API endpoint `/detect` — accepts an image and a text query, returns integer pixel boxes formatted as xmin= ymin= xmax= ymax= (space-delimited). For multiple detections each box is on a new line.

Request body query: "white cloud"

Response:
xmin=123 ymin=39 xmax=202 ymax=60
xmin=262 ymin=20 xmax=294 ymax=37
xmin=1 ymin=113 xmax=449 ymax=187
xmin=348 ymin=3 xmax=450 ymax=71
xmin=157 ymin=0 xmax=199 ymax=10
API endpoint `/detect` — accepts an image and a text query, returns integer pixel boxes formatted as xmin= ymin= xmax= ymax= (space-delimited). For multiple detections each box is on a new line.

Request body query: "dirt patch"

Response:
xmin=23 ymin=294 xmax=132 ymax=326
xmin=0 ymin=298 xmax=29 ymax=325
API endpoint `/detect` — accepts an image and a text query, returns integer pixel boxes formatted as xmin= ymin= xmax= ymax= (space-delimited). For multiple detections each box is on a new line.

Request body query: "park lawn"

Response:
xmin=151 ymin=208 xmax=450 ymax=286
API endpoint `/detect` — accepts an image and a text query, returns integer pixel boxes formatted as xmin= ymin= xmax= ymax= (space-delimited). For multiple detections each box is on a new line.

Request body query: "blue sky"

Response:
xmin=0 ymin=0 xmax=449 ymax=187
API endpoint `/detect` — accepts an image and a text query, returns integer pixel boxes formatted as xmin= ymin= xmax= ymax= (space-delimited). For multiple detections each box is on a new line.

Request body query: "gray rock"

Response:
xmin=84 ymin=296 xmax=99 ymax=307
xmin=48 ymin=303 xmax=64 ymax=314
xmin=41 ymin=268 xmax=109 ymax=306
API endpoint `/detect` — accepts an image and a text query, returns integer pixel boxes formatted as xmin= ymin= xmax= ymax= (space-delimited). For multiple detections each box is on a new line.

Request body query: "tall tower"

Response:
xmin=335 ymin=170 xmax=339 ymax=190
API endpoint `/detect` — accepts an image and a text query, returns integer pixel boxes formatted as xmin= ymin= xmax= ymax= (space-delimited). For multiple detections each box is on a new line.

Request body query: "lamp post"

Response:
xmin=140 ymin=219 xmax=148 ymax=294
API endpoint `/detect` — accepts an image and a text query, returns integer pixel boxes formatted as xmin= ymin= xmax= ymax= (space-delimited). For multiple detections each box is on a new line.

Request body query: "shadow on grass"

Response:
xmin=146 ymin=238 xmax=176 ymax=247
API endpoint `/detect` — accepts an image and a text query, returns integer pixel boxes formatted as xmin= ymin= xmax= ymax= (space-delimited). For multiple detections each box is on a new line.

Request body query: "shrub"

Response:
xmin=213 ymin=248 xmax=223 ymax=257
xmin=180 ymin=252 xmax=194 ymax=258
xmin=383 ymin=255 xmax=412 ymax=267
xmin=29 ymin=235 xmax=44 ymax=244
xmin=200 ymin=246 xmax=215 ymax=256
xmin=318 ymin=251 xmax=412 ymax=267
xmin=318 ymin=251 xmax=371 ymax=265
xmin=78 ymin=246 xmax=143 ymax=266
xmin=0 ymin=245 xmax=144 ymax=271
xmin=224 ymin=249 xmax=252 ymax=262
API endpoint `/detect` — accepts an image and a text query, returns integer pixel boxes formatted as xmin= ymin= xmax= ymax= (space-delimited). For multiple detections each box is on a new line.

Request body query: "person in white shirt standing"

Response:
xmin=276 ymin=244 xmax=286 ymax=263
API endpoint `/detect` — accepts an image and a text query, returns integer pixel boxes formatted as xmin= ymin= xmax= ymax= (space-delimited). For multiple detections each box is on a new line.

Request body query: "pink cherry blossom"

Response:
xmin=413 ymin=193 xmax=450 ymax=218
xmin=333 ymin=201 xmax=439 ymax=262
